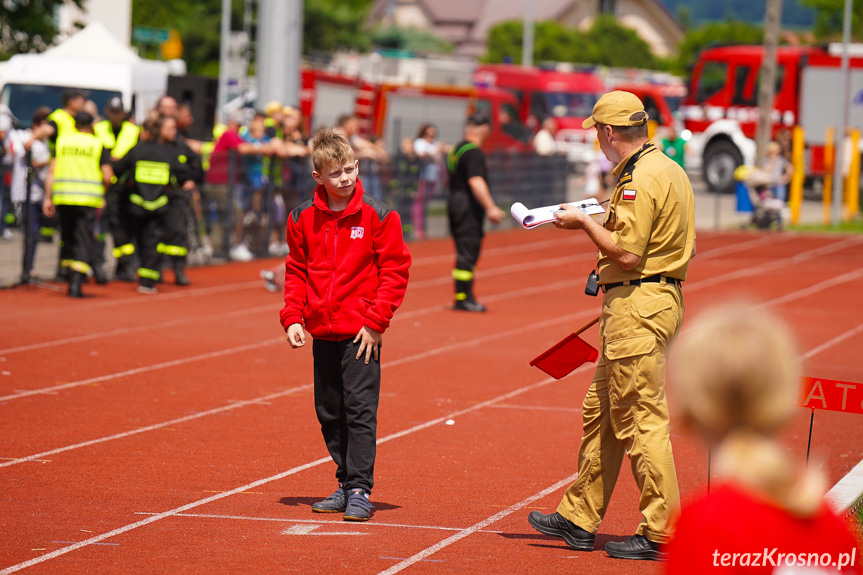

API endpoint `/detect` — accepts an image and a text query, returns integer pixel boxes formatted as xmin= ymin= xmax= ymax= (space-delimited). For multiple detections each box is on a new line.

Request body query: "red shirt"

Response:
xmin=666 ymin=483 xmax=862 ymax=574
xmin=279 ymin=179 xmax=411 ymax=340
xmin=205 ymin=129 xmax=245 ymax=185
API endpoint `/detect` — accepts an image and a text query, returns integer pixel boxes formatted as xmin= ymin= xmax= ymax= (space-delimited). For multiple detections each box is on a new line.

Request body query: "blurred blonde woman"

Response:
xmin=665 ymin=303 xmax=861 ymax=573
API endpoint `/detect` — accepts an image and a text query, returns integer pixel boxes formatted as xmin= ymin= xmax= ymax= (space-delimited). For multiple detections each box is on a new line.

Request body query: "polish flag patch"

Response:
xmin=622 ymin=189 xmax=637 ymax=201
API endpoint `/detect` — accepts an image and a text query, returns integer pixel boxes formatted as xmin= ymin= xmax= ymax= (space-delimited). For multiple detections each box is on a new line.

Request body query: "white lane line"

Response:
xmin=0 ymin=304 xmax=275 ymax=356
xmin=0 ymin=385 xmax=312 ymax=468
xmin=488 ymin=404 xmax=583 ymax=413
xmin=282 ymin=524 xmax=366 ymax=535
xmin=0 ymin=339 xmax=282 ymax=403
xmin=375 ymin=472 xmax=580 ymax=575
xmin=803 ymin=322 xmax=863 ymax=360
xmin=0 ymin=367 xmax=588 ymax=575
xmin=136 ymin=512 xmax=504 ymax=534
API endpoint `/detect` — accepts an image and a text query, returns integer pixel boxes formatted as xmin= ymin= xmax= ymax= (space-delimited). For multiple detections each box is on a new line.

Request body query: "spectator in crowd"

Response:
xmin=412 ymin=123 xmax=446 ymax=240
xmin=659 ymin=127 xmax=686 ymax=170
xmin=205 ymin=110 xmax=277 ymax=262
xmin=762 ymin=140 xmax=793 ymax=202
xmin=665 ymin=303 xmax=863 ymax=574
xmin=532 ymin=117 xmax=558 ymax=156
xmin=336 ymin=114 xmax=388 ymax=200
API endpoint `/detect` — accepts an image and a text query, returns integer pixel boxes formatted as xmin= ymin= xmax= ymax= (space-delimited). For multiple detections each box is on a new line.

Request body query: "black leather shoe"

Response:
xmin=605 ymin=534 xmax=666 ymax=561
xmin=454 ymin=299 xmax=486 ymax=312
xmin=527 ymin=511 xmax=594 ymax=551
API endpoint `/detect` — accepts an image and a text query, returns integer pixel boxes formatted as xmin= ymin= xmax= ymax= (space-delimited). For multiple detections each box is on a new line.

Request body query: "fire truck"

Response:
xmin=473 ymin=64 xmax=606 ymax=163
xmin=681 ymin=44 xmax=863 ymax=194
xmin=299 ymin=68 xmax=531 ymax=154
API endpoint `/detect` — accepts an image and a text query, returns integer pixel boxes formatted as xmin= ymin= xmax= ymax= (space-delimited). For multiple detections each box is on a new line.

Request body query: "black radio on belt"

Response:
xmin=585 ymin=269 xmax=600 ymax=297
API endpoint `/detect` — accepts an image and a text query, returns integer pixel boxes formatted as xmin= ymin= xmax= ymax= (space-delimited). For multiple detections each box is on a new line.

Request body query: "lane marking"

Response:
xmin=282 ymin=524 xmax=366 ymax=536
xmin=488 ymin=404 xmax=582 ymax=413
xmin=133 ymin=512 xmax=503 ymax=534
xmin=375 ymin=472 xmax=580 ymax=575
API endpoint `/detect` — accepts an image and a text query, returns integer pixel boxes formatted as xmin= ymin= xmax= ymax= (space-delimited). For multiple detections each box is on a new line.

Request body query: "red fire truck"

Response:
xmin=300 ymin=68 xmax=531 ymax=154
xmin=473 ymin=64 xmax=606 ymax=163
xmin=681 ymin=44 xmax=863 ymax=193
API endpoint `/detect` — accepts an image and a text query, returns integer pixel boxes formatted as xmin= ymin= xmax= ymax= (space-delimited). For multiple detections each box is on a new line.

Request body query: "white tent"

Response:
xmin=44 ymin=21 xmax=141 ymax=63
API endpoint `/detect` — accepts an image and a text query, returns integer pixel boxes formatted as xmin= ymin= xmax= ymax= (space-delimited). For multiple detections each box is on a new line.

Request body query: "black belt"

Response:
xmin=601 ymin=274 xmax=681 ymax=293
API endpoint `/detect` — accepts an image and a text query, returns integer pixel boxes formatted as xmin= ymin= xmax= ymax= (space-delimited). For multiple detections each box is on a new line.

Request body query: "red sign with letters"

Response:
xmin=800 ymin=377 xmax=863 ymax=415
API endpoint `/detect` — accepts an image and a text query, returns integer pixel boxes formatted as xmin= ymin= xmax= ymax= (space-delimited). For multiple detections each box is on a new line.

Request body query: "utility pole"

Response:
xmin=216 ymin=0 xmax=231 ymax=125
xmin=522 ymin=0 xmax=534 ymax=67
xmin=755 ymin=0 xmax=782 ymax=167
xmin=832 ymin=0 xmax=853 ymax=227
xmin=257 ymin=0 xmax=303 ymax=109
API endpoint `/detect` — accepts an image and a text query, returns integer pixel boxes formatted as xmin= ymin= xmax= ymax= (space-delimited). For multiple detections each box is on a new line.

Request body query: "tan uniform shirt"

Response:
xmin=598 ymin=141 xmax=696 ymax=284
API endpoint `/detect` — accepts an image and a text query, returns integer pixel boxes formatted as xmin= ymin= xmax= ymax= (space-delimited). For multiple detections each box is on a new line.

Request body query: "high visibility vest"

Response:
xmin=94 ymin=120 xmax=140 ymax=159
xmin=52 ymin=132 xmax=106 ymax=208
xmin=47 ymin=108 xmax=77 ymax=156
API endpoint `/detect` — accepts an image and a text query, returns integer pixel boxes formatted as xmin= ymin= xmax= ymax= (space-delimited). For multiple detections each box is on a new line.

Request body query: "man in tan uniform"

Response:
xmin=527 ymin=91 xmax=695 ymax=561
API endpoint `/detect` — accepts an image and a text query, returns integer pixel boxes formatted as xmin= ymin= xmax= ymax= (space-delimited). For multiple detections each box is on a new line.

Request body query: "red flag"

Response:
xmin=530 ymin=316 xmax=600 ymax=379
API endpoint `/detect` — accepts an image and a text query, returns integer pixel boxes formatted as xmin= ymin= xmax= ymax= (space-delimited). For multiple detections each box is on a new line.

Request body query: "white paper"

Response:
xmin=510 ymin=198 xmax=605 ymax=229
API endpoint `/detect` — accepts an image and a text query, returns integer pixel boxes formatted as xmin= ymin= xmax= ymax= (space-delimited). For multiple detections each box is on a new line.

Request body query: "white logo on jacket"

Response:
xmin=350 ymin=227 xmax=365 ymax=239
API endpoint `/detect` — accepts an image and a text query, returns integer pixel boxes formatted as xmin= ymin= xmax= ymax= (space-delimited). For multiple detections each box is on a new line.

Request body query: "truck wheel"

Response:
xmin=703 ymin=140 xmax=743 ymax=195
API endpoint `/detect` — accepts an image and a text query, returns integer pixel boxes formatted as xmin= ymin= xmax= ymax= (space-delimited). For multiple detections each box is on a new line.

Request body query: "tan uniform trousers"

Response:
xmin=558 ymin=280 xmax=683 ymax=544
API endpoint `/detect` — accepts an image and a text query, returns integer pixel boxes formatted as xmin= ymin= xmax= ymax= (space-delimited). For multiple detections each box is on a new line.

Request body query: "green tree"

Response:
xmin=483 ymin=17 xmax=659 ymax=69
xmin=801 ymin=0 xmax=863 ymax=40
xmin=673 ymin=19 xmax=763 ymax=74
xmin=370 ymin=26 xmax=452 ymax=55
xmin=303 ymin=0 xmax=372 ymax=56
xmin=583 ymin=15 xmax=661 ymax=69
xmin=0 ymin=0 xmax=86 ymax=60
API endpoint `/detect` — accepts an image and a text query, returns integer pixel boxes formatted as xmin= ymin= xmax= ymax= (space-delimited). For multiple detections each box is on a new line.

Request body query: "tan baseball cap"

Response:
xmin=582 ymin=91 xmax=648 ymax=129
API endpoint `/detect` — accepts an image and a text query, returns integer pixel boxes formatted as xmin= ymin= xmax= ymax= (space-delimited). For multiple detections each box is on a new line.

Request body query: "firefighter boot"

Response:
xmin=453 ymin=279 xmax=486 ymax=312
xmin=68 ymin=271 xmax=86 ymax=298
xmin=114 ymin=256 xmax=137 ymax=283
xmin=172 ymin=256 xmax=190 ymax=286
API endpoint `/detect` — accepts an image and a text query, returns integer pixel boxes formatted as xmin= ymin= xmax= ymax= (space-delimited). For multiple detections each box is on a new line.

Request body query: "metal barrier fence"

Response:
xmin=201 ymin=149 xmax=570 ymax=260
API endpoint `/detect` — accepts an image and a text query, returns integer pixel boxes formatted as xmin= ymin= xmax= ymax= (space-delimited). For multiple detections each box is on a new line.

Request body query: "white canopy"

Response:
xmin=43 ymin=21 xmax=142 ymax=64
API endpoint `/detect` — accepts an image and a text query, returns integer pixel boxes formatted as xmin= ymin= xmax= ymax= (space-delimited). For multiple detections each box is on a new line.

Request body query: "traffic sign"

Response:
xmin=132 ymin=26 xmax=170 ymax=44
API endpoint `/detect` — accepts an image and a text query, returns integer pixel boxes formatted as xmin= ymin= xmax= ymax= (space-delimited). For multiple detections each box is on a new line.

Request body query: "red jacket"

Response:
xmin=279 ymin=180 xmax=411 ymax=340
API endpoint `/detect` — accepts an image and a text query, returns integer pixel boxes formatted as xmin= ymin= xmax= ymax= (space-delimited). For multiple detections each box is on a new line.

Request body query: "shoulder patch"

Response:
xmin=622 ymin=189 xmax=637 ymax=201
xmin=362 ymin=195 xmax=394 ymax=222
xmin=290 ymin=199 xmax=315 ymax=223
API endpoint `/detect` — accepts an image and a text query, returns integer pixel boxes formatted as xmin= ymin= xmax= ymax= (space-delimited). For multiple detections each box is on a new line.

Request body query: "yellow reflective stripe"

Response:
xmin=159 ymin=244 xmax=188 ymax=256
xmin=135 ymin=161 xmax=170 ymax=185
xmin=61 ymin=259 xmax=73 ymax=268
xmin=112 ymin=243 xmax=135 ymax=258
xmin=455 ymin=292 xmax=468 ymax=301
xmin=137 ymin=268 xmax=161 ymax=280
xmin=178 ymin=155 xmax=187 ymax=164
xmin=129 ymin=194 xmax=168 ymax=211
xmin=40 ymin=227 xmax=55 ymax=237
xmin=69 ymin=260 xmax=91 ymax=274
xmin=52 ymin=191 xmax=105 ymax=208
xmin=452 ymin=269 xmax=474 ymax=281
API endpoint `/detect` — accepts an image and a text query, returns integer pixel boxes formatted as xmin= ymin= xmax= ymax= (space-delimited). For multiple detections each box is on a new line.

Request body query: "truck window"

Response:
xmin=731 ymin=64 xmax=786 ymax=107
xmin=545 ymin=92 xmax=599 ymax=118
xmin=694 ymin=61 xmax=727 ymax=104
xmin=530 ymin=91 xmax=548 ymax=120
xmin=499 ymin=101 xmax=531 ymax=143
xmin=732 ymin=65 xmax=757 ymax=106
xmin=1 ymin=83 xmax=121 ymax=128
xmin=642 ymin=96 xmax=661 ymax=125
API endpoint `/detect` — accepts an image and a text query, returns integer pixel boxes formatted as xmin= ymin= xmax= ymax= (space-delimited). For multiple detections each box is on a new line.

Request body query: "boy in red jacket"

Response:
xmin=280 ymin=129 xmax=411 ymax=521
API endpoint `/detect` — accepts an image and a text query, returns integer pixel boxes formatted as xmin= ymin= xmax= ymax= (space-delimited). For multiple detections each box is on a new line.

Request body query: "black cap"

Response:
xmin=467 ymin=110 xmax=490 ymax=126
xmin=105 ymin=96 xmax=124 ymax=113
xmin=74 ymin=111 xmax=94 ymax=128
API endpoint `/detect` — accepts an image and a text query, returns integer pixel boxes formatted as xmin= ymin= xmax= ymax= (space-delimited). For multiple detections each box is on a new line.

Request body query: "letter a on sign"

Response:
xmin=800 ymin=377 xmax=863 ymax=415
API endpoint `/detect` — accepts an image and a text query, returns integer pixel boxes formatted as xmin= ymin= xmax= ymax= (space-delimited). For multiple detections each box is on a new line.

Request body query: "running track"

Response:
xmin=1 ymin=227 xmax=862 ymax=574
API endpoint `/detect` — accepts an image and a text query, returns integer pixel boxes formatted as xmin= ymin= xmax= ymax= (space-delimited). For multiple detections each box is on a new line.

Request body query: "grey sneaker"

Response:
xmin=311 ymin=485 xmax=347 ymax=513
xmin=343 ymin=488 xmax=373 ymax=521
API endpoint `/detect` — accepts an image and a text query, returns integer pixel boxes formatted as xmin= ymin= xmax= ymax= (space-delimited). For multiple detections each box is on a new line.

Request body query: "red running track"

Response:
xmin=1 ymin=227 xmax=862 ymax=574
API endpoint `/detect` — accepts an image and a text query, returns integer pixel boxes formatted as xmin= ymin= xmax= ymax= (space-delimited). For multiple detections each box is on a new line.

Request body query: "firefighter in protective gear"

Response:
xmin=446 ymin=112 xmax=505 ymax=312
xmin=112 ymin=115 xmax=194 ymax=294
xmin=42 ymin=112 xmax=112 ymax=298
xmin=95 ymin=96 xmax=141 ymax=282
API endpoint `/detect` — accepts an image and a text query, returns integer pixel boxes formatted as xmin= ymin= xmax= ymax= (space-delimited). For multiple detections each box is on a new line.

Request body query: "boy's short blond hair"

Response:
xmin=310 ymin=128 xmax=355 ymax=172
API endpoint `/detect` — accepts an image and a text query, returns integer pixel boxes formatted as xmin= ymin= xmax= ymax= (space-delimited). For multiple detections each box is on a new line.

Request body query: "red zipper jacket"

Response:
xmin=279 ymin=179 xmax=411 ymax=340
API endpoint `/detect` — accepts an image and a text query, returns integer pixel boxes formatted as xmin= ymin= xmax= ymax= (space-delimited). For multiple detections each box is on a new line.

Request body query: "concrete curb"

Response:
xmin=825 ymin=458 xmax=863 ymax=517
